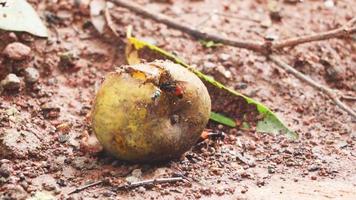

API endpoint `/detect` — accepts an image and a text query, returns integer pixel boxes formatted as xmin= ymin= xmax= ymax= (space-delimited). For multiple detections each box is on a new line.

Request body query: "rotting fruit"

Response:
xmin=91 ymin=60 xmax=211 ymax=162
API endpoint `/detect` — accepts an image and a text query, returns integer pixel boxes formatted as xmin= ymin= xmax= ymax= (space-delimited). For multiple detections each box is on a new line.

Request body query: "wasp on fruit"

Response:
xmin=159 ymin=81 xmax=184 ymax=99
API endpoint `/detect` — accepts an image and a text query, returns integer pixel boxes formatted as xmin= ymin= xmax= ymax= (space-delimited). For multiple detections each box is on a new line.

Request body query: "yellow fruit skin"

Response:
xmin=92 ymin=60 xmax=211 ymax=162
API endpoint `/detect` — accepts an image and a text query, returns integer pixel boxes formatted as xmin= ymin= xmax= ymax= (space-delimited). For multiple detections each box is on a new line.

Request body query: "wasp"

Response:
xmin=159 ymin=81 xmax=184 ymax=99
xmin=151 ymin=81 xmax=184 ymax=102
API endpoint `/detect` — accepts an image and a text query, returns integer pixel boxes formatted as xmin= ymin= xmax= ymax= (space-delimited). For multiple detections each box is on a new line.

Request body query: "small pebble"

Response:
xmin=1 ymin=73 xmax=21 ymax=91
xmin=2 ymin=42 xmax=31 ymax=60
xmin=218 ymin=53 xmax=230 ymax=61
xmin=24 ymin=67 xmax=40 ymax=84
xmin=0 ymin=164 xmax=11 ymax=178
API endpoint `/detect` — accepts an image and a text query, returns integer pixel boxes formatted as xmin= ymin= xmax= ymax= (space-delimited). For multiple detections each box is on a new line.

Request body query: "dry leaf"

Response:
xmin=125 ymin=26 xmax=141 ymax=65
xmin=0 ymin=0 xmax=48 ymax=37
xmin=90 ymin=0 xmax=106 ymax=34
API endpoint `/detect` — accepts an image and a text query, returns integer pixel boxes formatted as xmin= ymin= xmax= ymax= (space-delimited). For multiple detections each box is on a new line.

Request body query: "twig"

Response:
xmin=116 ymin=177 xmax=184 ymax=190
xmin=269 ymin=55 xmax=356 ymax=119
xmin=341 ymin=95 xmax=356 ymax=101
xmin=273 ymin=18 xmax=356 ymax=49
xmin=196 ymin=11 xmax=261 ymax=23
xmin=110 ymin=0 xmax=264 ymax=52
xmin=110 ymin=0 xmax=355 ymax=52
xmin=68 ymin=180 xmax=105 ymax=195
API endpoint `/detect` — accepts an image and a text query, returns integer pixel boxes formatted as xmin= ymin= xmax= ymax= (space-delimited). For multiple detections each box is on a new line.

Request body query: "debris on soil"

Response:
xmin=0 ymin=129 xmax=41 ymax=158
xmin=80 ymin=132 xmax=103 ymax=153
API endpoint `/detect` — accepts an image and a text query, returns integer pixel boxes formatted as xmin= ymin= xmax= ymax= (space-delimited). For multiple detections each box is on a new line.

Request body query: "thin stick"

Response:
xmin=110 ymin=0 xmax=355 ymax=52
xmin=110 ymin=0 xmax=264 ymax=52
xmin=68 ymin=180 xmax=105 ymax=195
xmin=273 ymin=18 xmax=356 ymax=49
xmin=341 ymin=95 xmax=356 ymax=101
xmin=196 ymin=11 xmax=261 ymax=23
xmin=117 ymin=177 xmax=184 ymax=190
xmin=269 ymin=55 xmax=356 ymax=119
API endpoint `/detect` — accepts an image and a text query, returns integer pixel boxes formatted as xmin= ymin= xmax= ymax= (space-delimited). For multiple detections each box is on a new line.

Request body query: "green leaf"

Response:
xmin=0 ymin=0 xmax=48 ymax=37
xmin=127 ymin=37 xmax=298 ymax=139
xmin=210 ymin=112 xmax=236 ymax=127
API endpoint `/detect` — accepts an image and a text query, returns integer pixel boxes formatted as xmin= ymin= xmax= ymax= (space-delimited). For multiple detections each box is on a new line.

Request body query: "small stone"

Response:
xmin=268 ymin=166 xmax=276 ymax=174
xmin=246 ymin=141 xmax=256 ymax=151
xmin=20 ymin=181 xmax=29 ymax=190
xmin=1 ymin=73 xmax=21 ymax=91
xmin=153 ymin=167 xmax=170 ymax=178
xmin=24 ymin=67 xmax=40 ymax=84
xmin=308 ymin=165 xmax=320 ymax=172
xmin=324 ymin=0 xmax=334 ymax=8
xmin=125 ymin=176 xmax=139 ymax=183
xmin=58 ymin=134 xmax=69 ymax=143
xmin=0 ymin=164 xmax=11 ymax=178
xmin=72 ymin=157 xmax=89 ymax=170
xmin=203 ymin=61 xmax=215 ymax=69
xmin=2 ymin=42 xmax=31 ymax=60
xmin=42 ymin=182 xmax=57 ymax=191
xmin=216 ymin=65 xmax=232 ymax=79
xmin=256 ymin=179 xmax=265 ymax=187
xmin=131 ymin=168 xmax=142 ymax=178
xmin=311 ymin=176 xmax=317 ymax=180
xmin=218 ymin=53 xmax=230 ymax=62
xmin=126 ymin=168 xmax=142 ymax=183
xmin=41 ymin=102 xmax=60 ymax=119
xmin=137 ymin=186 xmax=146 ymax=193
xmin=240 ymin=185 xmax=248 ymax=193
xmin=265 ymin=33 xmax=279 ymax=41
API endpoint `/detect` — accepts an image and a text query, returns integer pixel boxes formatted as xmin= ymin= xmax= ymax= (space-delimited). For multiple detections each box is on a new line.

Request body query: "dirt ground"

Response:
xmin=0 ymin=0 xmax=355 ymax=199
